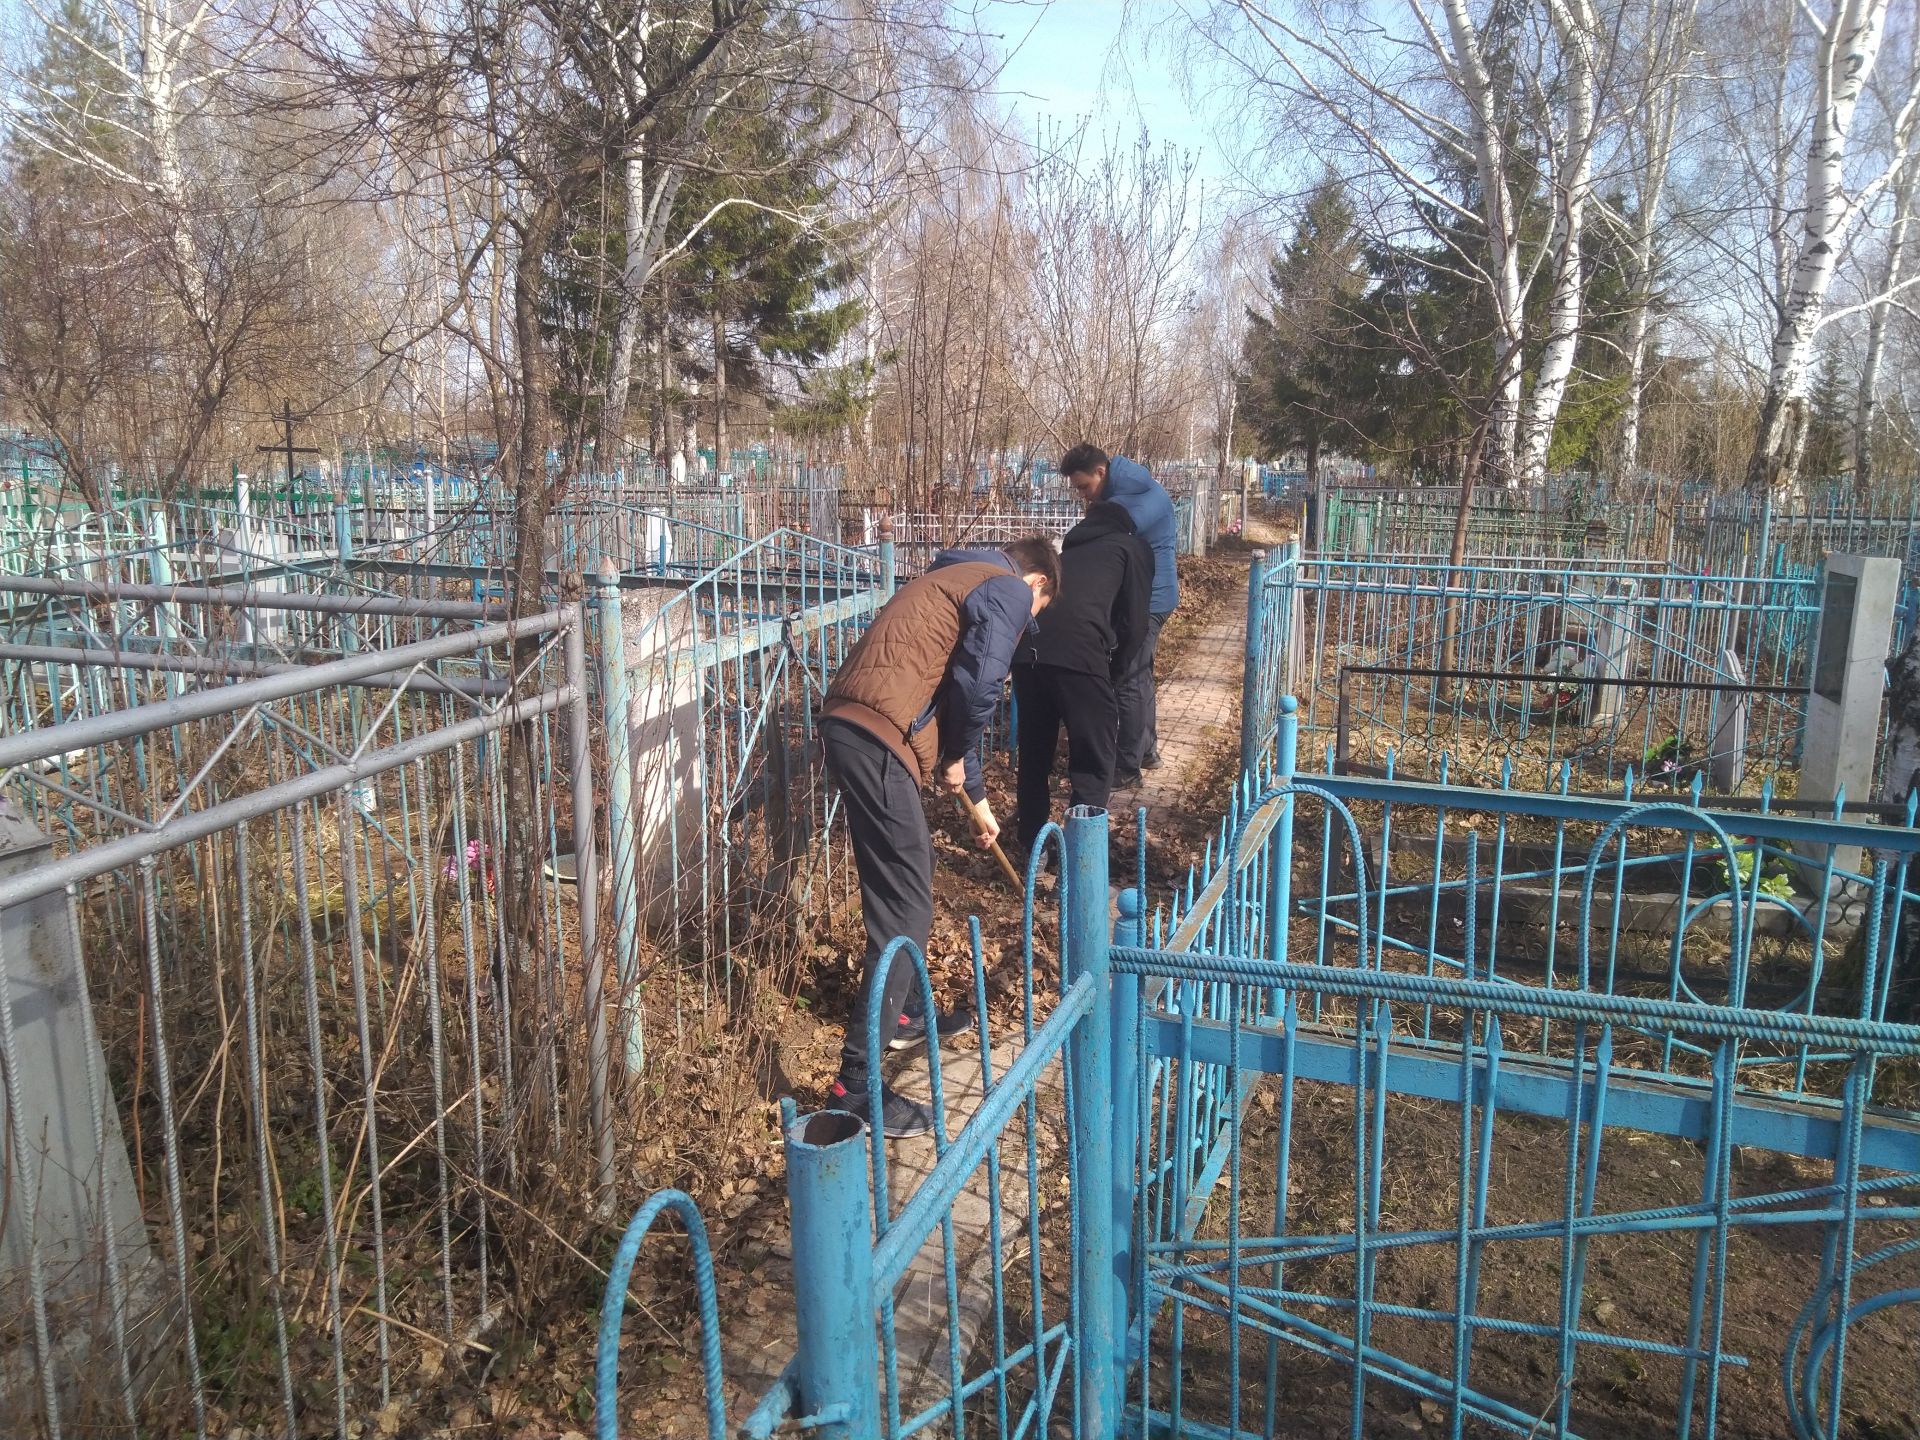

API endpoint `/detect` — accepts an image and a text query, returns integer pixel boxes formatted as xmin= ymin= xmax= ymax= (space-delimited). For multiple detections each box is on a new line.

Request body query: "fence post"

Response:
xmin=1110 ymin=885 xmax=1144 ymax=1380
xmin=1265 ymin=697 xmax=1299 ymax=1020
xmin=786 ymin=1109 xmax=880 ymax=1440
xmin=1065 ymin=806 xmax=1121 ymax=1436
xmin=333 ymin=491 xmax=353 ymax=571
xmin=1239 ymin=549 xmax=1268 ymax=783
xmin=563 ymin=599 xmax=615 ymax=1201
xmin=594 ymin=560 xmax=644 ymax=1074
xmin=879 ymin=517 xmax=896 ymax=595
xmin=234 ymin=462 xmax=253 ymax=558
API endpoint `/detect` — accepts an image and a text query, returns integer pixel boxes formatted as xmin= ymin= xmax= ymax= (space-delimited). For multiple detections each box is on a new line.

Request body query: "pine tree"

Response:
xmin=664 ymin=69 xmax=864 ymax=456
xmin=1240 ymin=174 xmax=1368 ymax=487
xmin=1800 ymin=344 xmax=1853 ymax=486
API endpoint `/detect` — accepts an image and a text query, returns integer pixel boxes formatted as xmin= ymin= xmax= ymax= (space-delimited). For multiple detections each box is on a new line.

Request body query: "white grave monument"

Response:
xmin=1797 ymin=554 xmax=1900 ymax=875
xmin=1 ymin=800 xmax=165 ymax=1419
xmin=620 ymin=593 xmax=705 ymax=918
xmin=1709 ymin=649 xmax=1748 ymax=793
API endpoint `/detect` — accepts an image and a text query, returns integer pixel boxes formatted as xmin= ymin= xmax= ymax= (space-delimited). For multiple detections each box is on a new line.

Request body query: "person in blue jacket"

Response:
xmin=1059 ymin=444 xmax=1179 ymax=786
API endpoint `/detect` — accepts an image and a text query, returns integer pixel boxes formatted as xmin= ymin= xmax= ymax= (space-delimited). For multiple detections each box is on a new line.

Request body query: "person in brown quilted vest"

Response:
xmin=820 ymin=535 xmax=1061 ymax=1138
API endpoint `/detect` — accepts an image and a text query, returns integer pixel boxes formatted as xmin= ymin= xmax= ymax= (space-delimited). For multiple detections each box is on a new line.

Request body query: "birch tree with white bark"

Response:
xmin=1744 ymin=0 xmax=1911 ymax=490
xmin=1854 ymin=42 xmax=1920 ymax=489
xmin=4 ymin=0 xmax=290 ymax=492
xmin=1172 ymin=0 xmax=1626 ymax=487
xmin=1610 ymin=0 xmax=1699 ymax=482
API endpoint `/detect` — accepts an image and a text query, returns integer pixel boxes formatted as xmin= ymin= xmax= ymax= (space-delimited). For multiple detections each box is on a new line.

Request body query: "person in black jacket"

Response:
xmin=1012 ymin=502 xmax=1154 ymax=850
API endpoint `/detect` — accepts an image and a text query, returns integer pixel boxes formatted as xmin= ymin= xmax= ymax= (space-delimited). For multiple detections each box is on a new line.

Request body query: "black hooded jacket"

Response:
xmin=1016 ymin=501 xmax=1154 ymax=679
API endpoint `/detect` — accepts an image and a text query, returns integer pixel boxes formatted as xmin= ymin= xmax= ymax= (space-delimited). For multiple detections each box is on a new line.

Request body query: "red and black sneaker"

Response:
xmin=888 ymin=1008 xmax=976 ymax=1052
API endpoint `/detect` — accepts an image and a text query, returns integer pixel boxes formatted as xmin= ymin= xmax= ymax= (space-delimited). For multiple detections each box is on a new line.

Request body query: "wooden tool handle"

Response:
xmin=954 ymin=795 xmax=1023 ymax=888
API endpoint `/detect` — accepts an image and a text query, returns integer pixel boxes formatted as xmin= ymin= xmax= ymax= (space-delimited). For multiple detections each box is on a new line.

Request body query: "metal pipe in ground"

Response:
xmin=1064 ymin=804 xmax=1120 ymax=1436
xmin=785 ymin=1108 xmax=880 ymax=1440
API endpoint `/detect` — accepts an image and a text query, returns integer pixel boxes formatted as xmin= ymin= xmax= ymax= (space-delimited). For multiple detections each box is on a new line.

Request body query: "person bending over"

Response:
xmin=818 ymin=535 xmax=1060 ymax=1138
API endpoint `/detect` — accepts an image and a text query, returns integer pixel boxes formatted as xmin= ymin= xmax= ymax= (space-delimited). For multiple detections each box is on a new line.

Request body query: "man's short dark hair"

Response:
xmin=1002 ymin=535 xmax=1062 ymax=594
xmin=1059 ymin=444 xmax=1109 ymax=478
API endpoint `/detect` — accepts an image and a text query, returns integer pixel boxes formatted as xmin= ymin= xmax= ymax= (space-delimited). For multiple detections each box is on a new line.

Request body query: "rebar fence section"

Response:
xmin=1122 ymin=761 xmax=1920 ymax=1439
xmin=598 ymin=814 xmax=1125 ymax=1440
xmin=602 ymin=703 xmax=1919 ymax=1440
xmin=0 ymin=593 xmax=610 ymax=1440
xmin=1315 ymin=481 xmax=1920 ymax=598
xmin=1240 ymin=549 xmax=1842 ymax=796
xmin=595 ymin=528 xmax=892 ymax=1040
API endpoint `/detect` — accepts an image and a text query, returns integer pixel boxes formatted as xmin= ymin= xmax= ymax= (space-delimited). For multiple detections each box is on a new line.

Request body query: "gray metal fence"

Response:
xmin=0 ymin=586 xmax=609 ymax=1438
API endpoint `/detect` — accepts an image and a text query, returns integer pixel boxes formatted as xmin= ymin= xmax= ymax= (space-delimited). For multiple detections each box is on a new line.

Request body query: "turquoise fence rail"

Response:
xmin=599 ymin=736 xmax=1920 ymax=1436
xmin=1238 ymin=549 xmax=1841 ymax=797
xmin=1314 ymin=481 xmax=1920 ymax=595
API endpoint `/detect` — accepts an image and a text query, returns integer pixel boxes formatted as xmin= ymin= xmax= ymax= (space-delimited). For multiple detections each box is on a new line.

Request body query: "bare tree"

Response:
xmin=1172 ymin=0 xmax=1626 ymax=486
xmin=1745 ymin=0 xmax=1910 ymax=490
xmin=1024 ymin=127 xmax=1199 ymax=452
xmin=1855 ymin=51 xmax=1920 ymax=488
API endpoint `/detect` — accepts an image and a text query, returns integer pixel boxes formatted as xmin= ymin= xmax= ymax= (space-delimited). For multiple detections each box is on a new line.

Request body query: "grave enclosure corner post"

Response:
xmin=1240 ymin=549 xmax=1268 ymax=783
xmin=1110 ymin=884 xmax=1145 ymax=1386
xmin=333 ymin=491 xmax=353 ymax=573
xmin=563 ymin=595 xmax=614 ymax=1201
xmin=1065 ymin=805 xmax=1123 ymax=1438
xmin=592 ymin=559 xmax=643 ymax=1075
xmin=1266 ymin=695 xmax=1299 ymax=1012
xmin=878 ymin=517 xmax=896 ymax=596
xmin=784 ymin=1109 xmax=881 ymax=1440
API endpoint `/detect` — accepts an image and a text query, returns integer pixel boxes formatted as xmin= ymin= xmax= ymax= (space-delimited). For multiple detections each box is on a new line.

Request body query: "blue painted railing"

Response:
xmin=1239 ymin=549 xmax=1835 ymax=794
xmin=599 ymin=692 xmax=1920 ymax=1438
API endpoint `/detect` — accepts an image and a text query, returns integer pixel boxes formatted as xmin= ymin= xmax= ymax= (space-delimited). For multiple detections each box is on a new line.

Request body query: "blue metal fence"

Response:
xmin=1239 ymin=548 xmax=1837 ymax=796
xmin=598 ymin=811 xmax=1127 ymax=1440
xmin=597 ymin=700 xmax=1920 ymax=1438
xmin=1313 ymin=481 xmax=1920 ymax=598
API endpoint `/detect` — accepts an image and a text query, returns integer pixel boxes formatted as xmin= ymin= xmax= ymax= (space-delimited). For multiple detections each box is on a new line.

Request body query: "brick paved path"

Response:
xmin=1134 ymin=608 xmax=1246 ymax=816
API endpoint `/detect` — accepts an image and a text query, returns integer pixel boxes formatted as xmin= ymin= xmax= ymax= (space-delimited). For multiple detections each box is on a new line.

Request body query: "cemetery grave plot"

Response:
xmin=1168 ymin=1084 xmax=1920 ymax=1440
xmin=1276 ymin=565 xmax=1826 ymax=800
xmin=7 ymin=506 xmax=1917 ymax=1440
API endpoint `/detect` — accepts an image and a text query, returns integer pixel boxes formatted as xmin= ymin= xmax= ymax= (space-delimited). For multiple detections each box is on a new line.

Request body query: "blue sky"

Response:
xmin=979 ymin=0 xmax=1225 ymax=179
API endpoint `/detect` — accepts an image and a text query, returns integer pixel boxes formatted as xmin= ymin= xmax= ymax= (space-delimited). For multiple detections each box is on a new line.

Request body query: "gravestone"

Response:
xmin=1575 ymin=579 xmax=1637 ymax=725
xmin=0 ymin=799 xmax=165 ymax=1422
xmin=620 ymin=593 xmax=705 ymax=920
xmin=1797 ymin=554 xmax=1900 ymax=875
xmin=1709 ymin=648 xmax=1748 ymax=793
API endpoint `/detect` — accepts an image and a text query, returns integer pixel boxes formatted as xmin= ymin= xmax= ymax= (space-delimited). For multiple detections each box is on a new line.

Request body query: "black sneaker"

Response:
xmin=827 ymin=1079 xmax=936 ymax=1139
xmin=889 ymin=1008 xmax=976 ymax=1052
xmin=1142 ymin=751 xmax=1165 ymax=770
xmin=1113 ymin=769 xmax=1144 ymax=791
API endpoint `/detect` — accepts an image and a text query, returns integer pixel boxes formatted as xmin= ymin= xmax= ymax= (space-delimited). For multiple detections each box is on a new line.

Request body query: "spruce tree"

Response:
xmin=1240 ymin=174 xmax=1368 ymax=488
xmin=1800 ymin=345 xmax=1853 ymax=486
